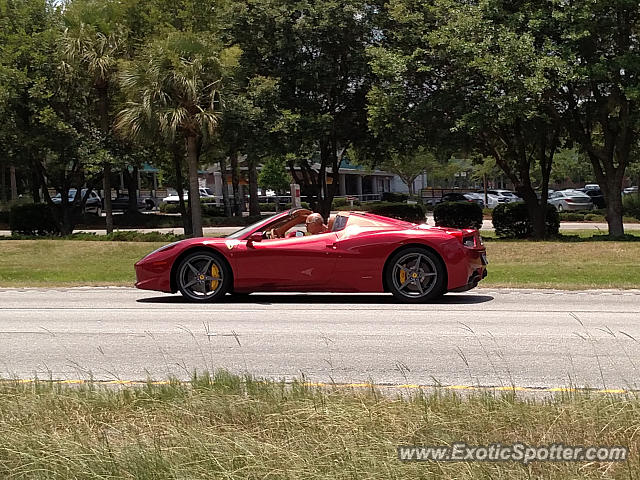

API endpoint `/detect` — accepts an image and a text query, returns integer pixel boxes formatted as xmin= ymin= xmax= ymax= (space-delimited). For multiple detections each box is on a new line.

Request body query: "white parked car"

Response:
xmin=548 ymin=189 xmax=594 ymax=212
xmin=488 ymin=189 xmax=522 ymax=203
xmin=623 ymin=186 xmax=638 ymax=195
xmin=162 ymin=187 xmax=218 ymax=205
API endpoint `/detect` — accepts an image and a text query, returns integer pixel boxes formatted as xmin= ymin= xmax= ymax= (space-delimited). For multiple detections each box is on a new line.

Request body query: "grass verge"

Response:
xmin=1 ymin=239 xmax=639 ymax=289
xmin=0 ymin=371 xmax=637 ymax=479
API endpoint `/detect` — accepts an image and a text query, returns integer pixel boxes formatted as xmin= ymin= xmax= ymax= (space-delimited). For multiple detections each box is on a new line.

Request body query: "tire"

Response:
xmin=385 ymin=247 xmax=447 ymax=303
xmin=176 ymin=251 xmax=231 ymax=302
xmin=557 ymin=204 xmax=564 ymax=212
xmin=145 ymin=199 xmax=154 ymax=211
xmin=95 ymin=206 xmax=102 ymax=217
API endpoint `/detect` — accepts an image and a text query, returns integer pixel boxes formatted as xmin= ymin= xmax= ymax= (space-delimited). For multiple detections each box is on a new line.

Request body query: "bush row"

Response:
xmin=492 ymin=203 xmax=560 ymax=238
xmin=623 ymin=194 xmax=640 ymax=220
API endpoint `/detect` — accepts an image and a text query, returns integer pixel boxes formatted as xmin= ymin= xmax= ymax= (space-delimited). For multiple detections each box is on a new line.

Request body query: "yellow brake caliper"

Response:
xmin=399 ymin=267 xmax=406 ymax=285
xmin=209 ymin=263 xmax=220 ymax=291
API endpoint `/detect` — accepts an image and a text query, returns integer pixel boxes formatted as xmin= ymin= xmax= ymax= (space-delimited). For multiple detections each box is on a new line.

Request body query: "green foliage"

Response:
xmin=492 ymin=203 xmax=560 ymax=239
xmin=623 ymin=195 xmax=640 ymax=221
xmin=560 ymin=212 xmax=587 ymax=222
xmin=367 ymin=202 xmax=426 ymax=223
xmin=9 ymin=204 xmax=60 ymax=236
xmin=434 ymin=202 xmax=483 ymax=230
xmin=258 ymin=157 xmax=290 ymax=193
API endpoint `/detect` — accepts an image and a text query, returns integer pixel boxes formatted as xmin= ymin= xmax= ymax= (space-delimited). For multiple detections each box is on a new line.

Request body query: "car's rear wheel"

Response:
xmin=176 ymin=251 xmax=230 ymax=302
xmin=557 ymin=204 xmax=564 ymax=212
xmin=386 ymin=248 xmax=446 ymax=303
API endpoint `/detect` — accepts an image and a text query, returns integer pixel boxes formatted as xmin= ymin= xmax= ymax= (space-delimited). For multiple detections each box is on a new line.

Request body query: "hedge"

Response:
xmin=9 ymin=203 xmax=60 ymax=236
xmin=492 ymin=202 xmax=560 ymax=238
xmin=367 ymin=202 xmax=426 ymax=223
xmin=433 ymin=202 xmax=483 ymax=229
xmin=623 ymin=194 xmax=640 ymax=220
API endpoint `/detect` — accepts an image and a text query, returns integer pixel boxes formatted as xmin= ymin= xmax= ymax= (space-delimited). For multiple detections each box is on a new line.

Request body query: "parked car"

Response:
xmin=578 ymin=188 xmax=606 ymax=209
xmin=439 ymin=192 xmax=468 ymax=203
xmin=487 ymin=189 xmax=521 ymax=203
xmin=110 ymin=194 xmax=155 ymax=212
xmin=583 ymin=184 xmax=600 ymax=191
xmin=135 ymin=209 xmax=488 ymax=303
xmin=548 ymin=189 xmax=593 ymax=212
xmin=479 ymin=192 xmax=509 ymax=209
xmin=463 ymin=192 xmax=485 ymax=208
xmin=623 ymin=186 xmax=638 ymax=195
xmin=51 ymin=189 xmax=102 ymax=216
xmin=162 ymin=187 xmax=217 ymax=205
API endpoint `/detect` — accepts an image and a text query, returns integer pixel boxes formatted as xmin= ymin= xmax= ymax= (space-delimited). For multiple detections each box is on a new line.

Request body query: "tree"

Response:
xmin=231 ymin=0 xmax=381 ymax=218
xmin=554 ymin=0 xmax=640 ymax=236
xmin=381 ymin=148 xmax=434 ymax=196
xmin=117 ymin=32 xmax=240 ymax=237
xmin=258 ymin=157 xmax=290 ymax=192
xmin=218 ymin=76 xmax=282 ymax=217
xmin=62 ymin=0 xmax=128 ymax=234
xmin=416 ymin=0 xmax=567 ymax=238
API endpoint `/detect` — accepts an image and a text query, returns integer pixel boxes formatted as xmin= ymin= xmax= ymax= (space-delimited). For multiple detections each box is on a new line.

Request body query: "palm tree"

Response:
xmin=62 ymin=11 xmax=125 ymax=234
xmin=116 ymin=32 xmax=235 ymax=237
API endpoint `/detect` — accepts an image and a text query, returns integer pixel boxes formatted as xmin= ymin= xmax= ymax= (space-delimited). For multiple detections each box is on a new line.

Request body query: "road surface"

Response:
xmin=1 ymin=288 xmax=639 ymax=390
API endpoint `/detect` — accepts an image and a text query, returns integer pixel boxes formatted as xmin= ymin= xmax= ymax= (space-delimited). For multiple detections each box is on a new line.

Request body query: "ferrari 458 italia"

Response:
xmin=135 ymin=209 xmax=488 ymax=303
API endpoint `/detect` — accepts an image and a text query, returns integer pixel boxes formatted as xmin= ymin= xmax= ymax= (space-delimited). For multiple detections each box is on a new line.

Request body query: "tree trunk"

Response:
xmin=1 ymin=165 xmax=6 ymax=203
xmin=103 ymin=164 xmax=113 ymax=234
xmin=604 ymin=178 xmax=625 ymax=237
xmin=31 ymin=169 xmax=40 ymax=203
xmin=172 ymin=147 xmax=192 ymax=236
xmin=186 ymin=135 xmax=203 ymax=237
xmin=588 ymin=152 xmax=626 ymax=238
xmin=231 ymin=151 xmax=242 ymax=216
xmin=124 ymin=167 xmax=139 ymax=214
xmin=248 ymin=157 xmax=260 ymax=217
xmin=219 ymin=157 xmax=232 ymax=217
xmin=10 ymin=165 xmax=17 ymax=201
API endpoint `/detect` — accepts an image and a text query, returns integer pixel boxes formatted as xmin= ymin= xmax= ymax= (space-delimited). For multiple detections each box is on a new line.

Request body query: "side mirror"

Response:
xmin=247 ymin=232 xmax=263 ymax=244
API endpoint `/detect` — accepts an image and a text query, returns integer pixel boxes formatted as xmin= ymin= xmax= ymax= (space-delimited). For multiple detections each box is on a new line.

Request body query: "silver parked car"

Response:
xmin=548 ymin=189 xmax=593 ymax=212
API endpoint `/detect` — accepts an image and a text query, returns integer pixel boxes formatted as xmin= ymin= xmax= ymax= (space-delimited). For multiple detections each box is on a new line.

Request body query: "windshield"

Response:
xmin=226 ymin=211 xmax=290 ymax=239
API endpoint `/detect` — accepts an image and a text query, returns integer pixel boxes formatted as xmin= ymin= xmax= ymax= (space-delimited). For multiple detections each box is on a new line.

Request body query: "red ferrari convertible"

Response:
xmin=135 ymin=209 xmax=487 ymax=303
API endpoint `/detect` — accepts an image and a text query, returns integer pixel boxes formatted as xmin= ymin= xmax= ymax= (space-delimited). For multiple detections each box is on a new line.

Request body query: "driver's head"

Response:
xmin=305 ymin=213 xmax=327 ymax=234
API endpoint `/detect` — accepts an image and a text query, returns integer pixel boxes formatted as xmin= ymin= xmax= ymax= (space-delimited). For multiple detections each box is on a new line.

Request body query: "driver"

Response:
xmin=305 ymin=213 xmax=329 ymax=235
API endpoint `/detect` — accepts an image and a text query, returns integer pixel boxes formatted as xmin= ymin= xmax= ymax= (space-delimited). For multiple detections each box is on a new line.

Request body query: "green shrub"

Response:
xmin=623 ymin=194 xmax=640 ymax=220
xmin=381 ymin=192 xmax=409 ymax=203
xmin=584 ymin=213 xmax=606 ymax=222
xmin=332 ymin=197 xmax=348 ymax=208
xmin=367 ymin=202 xmax=426 ymax=223
xmin=202 ymin=205 xmax=224 ymax=217
xmin=559 ymin=212 xmax=585 ymax=221
xmin=492 ymin=202 xmax=560 ymax=238
xmin=159 ymin=203 xmax=180 ymax=214
xmin=0 ymin=210 xmax=9 ymax=226
xmin=434 ymin=202 xmax=483 ymax=229
xmin=10 ymin=203 xmax=60 ymax=236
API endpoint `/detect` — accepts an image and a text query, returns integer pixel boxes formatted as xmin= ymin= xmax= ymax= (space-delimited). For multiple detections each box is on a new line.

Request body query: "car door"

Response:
xmin=232 ymin=232 xmax=339 ymax=291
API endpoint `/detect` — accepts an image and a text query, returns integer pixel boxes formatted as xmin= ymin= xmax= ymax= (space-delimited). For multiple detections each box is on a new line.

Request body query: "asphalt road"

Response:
xmin=1 ymin=288 xmax=639 ymax=390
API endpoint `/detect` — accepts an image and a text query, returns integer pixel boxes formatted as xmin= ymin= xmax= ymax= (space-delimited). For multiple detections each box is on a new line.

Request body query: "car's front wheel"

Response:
xmin=176 ymin=251 xmax=230 ymax=302
xmin=386 ymin=247 xmax=446 ymax=303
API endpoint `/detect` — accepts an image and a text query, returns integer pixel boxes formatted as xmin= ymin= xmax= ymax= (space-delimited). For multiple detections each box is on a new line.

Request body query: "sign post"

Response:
xmin=291 ymin=183 xmax=301 ymax=208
